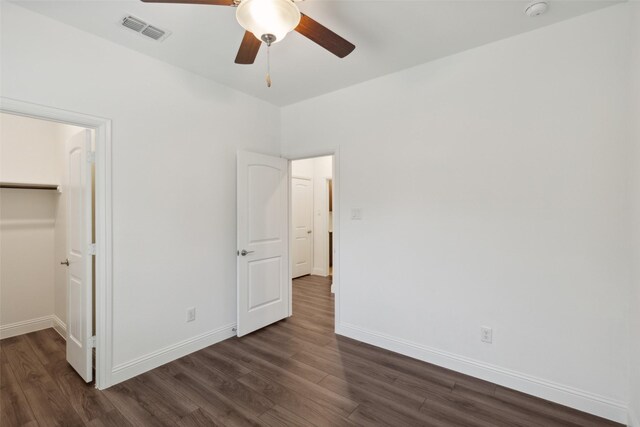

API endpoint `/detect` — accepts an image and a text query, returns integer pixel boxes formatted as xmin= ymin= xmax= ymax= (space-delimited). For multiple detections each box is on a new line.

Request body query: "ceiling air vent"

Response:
xmin=122 ymin=16 xmax=147 ymax=32
xmin=141 ymin=25 xmax=166 ymax=41
xmin=120 ymin=15 xmax=171 ymax=42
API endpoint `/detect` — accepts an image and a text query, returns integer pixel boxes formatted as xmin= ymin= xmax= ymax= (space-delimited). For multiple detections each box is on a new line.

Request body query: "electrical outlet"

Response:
xmin=187 ymin=307 xmax=196 ymax=322
xmin=481 ymin=326 xmax=492 ymax=343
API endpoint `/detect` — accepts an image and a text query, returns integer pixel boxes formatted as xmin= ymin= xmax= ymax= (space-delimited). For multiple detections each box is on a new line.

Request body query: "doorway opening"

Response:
xmin=235 ymin=150 xmax=338 ymax=337
xmin=0 ymin=98 xmax=112 ymax=389
xmin=0 ymin=111 xmax=96 ymax=382
xmin=290 ymin=155 xmax=335 ymax=324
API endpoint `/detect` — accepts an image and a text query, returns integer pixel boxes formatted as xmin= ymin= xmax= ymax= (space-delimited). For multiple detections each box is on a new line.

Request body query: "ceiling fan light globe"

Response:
xmin=236 ymin=0 xmax=300 ymax=44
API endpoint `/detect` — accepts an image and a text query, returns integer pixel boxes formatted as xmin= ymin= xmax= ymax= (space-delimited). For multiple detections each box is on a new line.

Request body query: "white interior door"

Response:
xmin=237 ymin=151 xmax=289 ymax=337
xmin=65 ymin=130 xmax=93 ymax=382
xmin=292 ymin=177 xmax=313 ymax=278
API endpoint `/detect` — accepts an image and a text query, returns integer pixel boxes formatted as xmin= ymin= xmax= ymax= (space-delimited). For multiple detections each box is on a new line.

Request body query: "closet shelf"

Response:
xmin=0 ymin=182 xmax=60 ymax=191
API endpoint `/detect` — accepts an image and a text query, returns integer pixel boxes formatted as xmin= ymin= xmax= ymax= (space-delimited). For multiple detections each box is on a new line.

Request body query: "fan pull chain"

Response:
xmin=266 ymin=44 xmax=272 ymax=88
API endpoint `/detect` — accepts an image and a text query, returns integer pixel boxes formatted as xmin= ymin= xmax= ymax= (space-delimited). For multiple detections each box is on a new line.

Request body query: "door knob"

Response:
xmin=240 ymin=249 xmax=254 ymax=256
xmin=60 ymin=259 xmax=69 ymax=266
xmin=307 ymin=230 xmax=312 ymax=234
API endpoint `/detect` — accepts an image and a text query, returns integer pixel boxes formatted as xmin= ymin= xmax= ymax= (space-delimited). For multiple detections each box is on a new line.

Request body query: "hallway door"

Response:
xmin=292 ymin=177 xmax=313 ymax=278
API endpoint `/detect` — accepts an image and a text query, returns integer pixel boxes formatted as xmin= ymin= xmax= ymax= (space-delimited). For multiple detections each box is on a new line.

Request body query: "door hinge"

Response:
xmin=88 ymin=243 xmax=97 ymax=255
xmin=87 ymin=151 xmax=96 ymax=163
xmin=89 ymin=336 xmax=96 ymax=348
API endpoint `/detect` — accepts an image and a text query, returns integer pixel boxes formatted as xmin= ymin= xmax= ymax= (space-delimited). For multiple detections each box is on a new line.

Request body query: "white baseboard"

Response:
xmin=0 ymin=315 xmax=56 ymax=339
xmin=108 ymin=323 xmax=237 ymax=387
xmin=629 ymin=406 xmax=639 ymax=427
xmin=336 ymin=322 xmax=627 ymax=425
xmin=312 ymin=268 xmax=327 ymax=277
xmin=51 ymin=315 xmax=66 ymax=340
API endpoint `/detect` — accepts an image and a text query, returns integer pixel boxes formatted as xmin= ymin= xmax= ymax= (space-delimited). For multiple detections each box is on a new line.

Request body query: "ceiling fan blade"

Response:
xmin=140 ymin=0 xmax=234 ymax=5
xmin=235 ymin=31 xmax=262 ymax=64
xmin=295 ymin=13 xmax=355 ymax=58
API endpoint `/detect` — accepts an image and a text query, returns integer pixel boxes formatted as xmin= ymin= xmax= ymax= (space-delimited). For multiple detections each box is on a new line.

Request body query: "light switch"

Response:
xmin=351 ymin=208 xmax=362 ymax=220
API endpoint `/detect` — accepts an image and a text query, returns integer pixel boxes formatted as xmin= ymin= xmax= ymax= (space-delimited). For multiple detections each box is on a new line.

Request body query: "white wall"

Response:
xmin=283 ymin=4 xmax=633 ymax=423
xmin=630 ymin=3 xmax=640 ymax=425
xmin=0 ymin=2 xmax=280 ymax=384
xmin=0 ymin=189 xmax=56 ymax=328
xmin=291 ymin=158 xmax=314 ymax=179
xmin=0 ymin=113 xmax=80 ymax=337
xmin=0 ymin=113 xmax=62 ymax=184
xmin=312 ymin=156 xmax=332 ymax=277
xmin=292 ymin=156 xmax=333 ymax=277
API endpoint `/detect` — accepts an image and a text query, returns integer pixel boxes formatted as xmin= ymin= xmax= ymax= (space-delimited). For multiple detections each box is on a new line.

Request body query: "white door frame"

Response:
xmin=287 ymin=151 xmax=340 ymax=329
xmin=1 ymin=97 xmax=113 ymax=389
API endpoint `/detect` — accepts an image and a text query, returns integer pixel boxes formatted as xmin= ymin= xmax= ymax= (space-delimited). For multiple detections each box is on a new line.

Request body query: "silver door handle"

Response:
xmin=60 ymin=259 xmax=69 ymax=266
xmin=240 ymin=249 xmax=254 ymax=256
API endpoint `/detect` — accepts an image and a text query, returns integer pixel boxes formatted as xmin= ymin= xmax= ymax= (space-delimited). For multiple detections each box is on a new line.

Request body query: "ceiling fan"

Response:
xmin=140 ymin=0 xmax=355 ymax=66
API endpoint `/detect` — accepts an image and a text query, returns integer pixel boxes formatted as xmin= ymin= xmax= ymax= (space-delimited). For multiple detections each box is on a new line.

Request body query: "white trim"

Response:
xmin=0 ymin=315 xmax=66 ymax=340
xmin=0 ymin=97 xmax=113 ymax=389
xmin=312 ymin=267 xmax=326 ymax=276
xmin=336 ymin=322 xmax=628 ymax=425
xmin=288 ymin=161 xmax=293 ymax=317
xmin=110 ymin=323 xmax=236 ymax=385
xmin=323 ymin=177 xmax=332 ymax=278
xmin=0 ymin=316 xmax=55 ymax=339
xmin=332 ymin=150 xmax=340 ymax=328
xmin=629 ymin=407 xmax=640 ymax=427
xmin=52 ymin=315 xmax=67 ymax=339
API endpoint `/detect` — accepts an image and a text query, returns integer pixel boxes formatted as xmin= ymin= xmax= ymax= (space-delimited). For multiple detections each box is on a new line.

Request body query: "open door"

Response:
xmin=65 ymin=130 xmax=93 ymax=382
xmin=237 ymin=151 xmax=289 ymax=337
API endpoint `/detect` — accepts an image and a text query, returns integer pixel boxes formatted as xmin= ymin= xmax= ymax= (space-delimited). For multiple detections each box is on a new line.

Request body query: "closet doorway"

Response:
xmin=0 ymin=107 xmax=105 ymax=385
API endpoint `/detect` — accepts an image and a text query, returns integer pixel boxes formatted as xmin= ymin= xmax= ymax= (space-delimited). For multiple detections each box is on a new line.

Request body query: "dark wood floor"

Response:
xmin=1 ymin=275 xmax=621 ymax=426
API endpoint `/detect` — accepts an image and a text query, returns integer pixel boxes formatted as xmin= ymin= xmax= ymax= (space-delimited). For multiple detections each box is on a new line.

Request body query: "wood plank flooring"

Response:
xmin=1 ymin=275 xmax=622 ymax=426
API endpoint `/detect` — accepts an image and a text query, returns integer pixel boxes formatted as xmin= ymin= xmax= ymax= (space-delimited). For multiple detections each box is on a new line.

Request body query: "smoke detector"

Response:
xmin=524 ymin=1 xmax=549 ymax=17
xmin=120 ymin=15 xmax=171 ymax=41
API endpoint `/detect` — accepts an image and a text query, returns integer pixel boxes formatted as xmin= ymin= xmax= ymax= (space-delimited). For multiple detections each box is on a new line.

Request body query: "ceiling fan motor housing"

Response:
xmin=261 ymin=34 xmax=277 ymax=46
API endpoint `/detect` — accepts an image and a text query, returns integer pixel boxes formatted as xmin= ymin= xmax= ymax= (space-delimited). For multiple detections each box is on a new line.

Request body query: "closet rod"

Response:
xmin=0 ymin=182 xmax=59 ymax=190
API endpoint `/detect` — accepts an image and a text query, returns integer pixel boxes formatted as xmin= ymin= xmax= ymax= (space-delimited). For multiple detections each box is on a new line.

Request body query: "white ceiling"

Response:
xmin=12 ymin=0 xmax=621 ymax=106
